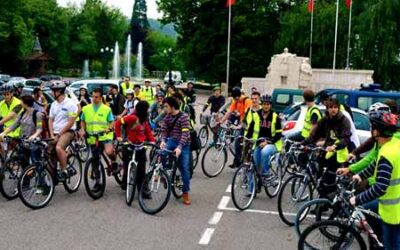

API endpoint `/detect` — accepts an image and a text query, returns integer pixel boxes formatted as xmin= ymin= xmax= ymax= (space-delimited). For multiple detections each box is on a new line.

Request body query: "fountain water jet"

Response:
xmin=112 ymin=42 xmax=120 ymax=79
xmin=124 ymin=35 xmax=132 ymax=77
xmin=135 ymin=42 xmax=143 ymax=81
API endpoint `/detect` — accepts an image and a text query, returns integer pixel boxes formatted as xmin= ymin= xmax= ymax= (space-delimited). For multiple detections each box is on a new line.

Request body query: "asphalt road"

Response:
xmin=0 ymin=94 xmax=298 ymax=250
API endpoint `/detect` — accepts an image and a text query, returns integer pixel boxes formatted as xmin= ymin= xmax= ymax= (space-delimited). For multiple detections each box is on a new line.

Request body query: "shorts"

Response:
xmin=55 ymin=131 xmax=75 ymax=149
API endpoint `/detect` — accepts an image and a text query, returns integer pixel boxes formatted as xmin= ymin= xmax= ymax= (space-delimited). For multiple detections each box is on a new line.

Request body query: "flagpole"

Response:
xmin=332 ymin=0 xmax=339 ymax=74
xmin=225 ymin=2 xmax=232 ymax=97
xmin=345 ymin=0 xmax=353 ymax=69
xmin=309 ymin=1 xmax=314 ymax=65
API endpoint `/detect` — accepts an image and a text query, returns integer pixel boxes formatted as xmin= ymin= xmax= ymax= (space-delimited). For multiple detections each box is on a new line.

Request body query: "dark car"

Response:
xmin=39 ymin=75 xmax=62 ymax=82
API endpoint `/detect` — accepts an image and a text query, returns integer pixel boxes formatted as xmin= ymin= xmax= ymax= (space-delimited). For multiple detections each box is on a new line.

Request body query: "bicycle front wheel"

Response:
xmin=126 ymin=162 xmax=137 ymax=206
xmin=63 ymin=154 xmax=82 ymax=193
xmin=231 ymin=165 xmax=256 ymax=210
xmin=18 ymin=165 xmax=55 ymax=210
xmin=0 ymin=157 xmax=21 ymax=200
xmin=198 ymin=126 xmax=209 ymax=148
xmin=78 ymin=139 xmax=90 ymax=162
xmin=298 ymin=220 xmax=367 ymax=250
xmin=138 ymin=169 xmax=171 ymax=215
xmin=201 ymin=145 xmax=227 ymax=178
xmin=264 ymin=154 xmax=283 ymax=198
xmin=277 ymin=174 xmax=313 ymax=226
xmin=83 ymin=159 xmax=106 ymax=200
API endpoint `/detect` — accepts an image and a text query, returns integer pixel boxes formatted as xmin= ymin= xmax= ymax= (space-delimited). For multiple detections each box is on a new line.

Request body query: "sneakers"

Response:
xmin=66 ymin=166 xmax=77 ymax=177
xmin=261 ymin=173 xmax=274 ymax=186
xmin=228 ymin=163 xmax=238 ymax=169
xmin=182 ymin=192 xmax=191 ymax=205
xmin=57 ymin=170 xmax=67 ymax=182
xmin=36 ymin=184 xmax=50 ymax=196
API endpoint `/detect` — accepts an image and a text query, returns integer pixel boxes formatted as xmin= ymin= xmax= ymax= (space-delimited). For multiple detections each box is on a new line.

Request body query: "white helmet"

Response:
xmin=125 ymin=89 xmax=134 ymax=95
xmin=368 ymin=102 xmax=391 ymax=117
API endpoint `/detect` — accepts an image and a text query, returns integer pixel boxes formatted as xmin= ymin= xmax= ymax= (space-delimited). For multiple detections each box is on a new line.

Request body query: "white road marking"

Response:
xmin=219 ymin=206 xmax=297 ymax=216
xmin=208 ymin=211 xmax=223 ymax=225
xmin=198 ymin=228 xmax=215 ymax=245
xmin=217 ymin=196 xmax=230 ymax=210
xmin=225 ymin=184 xmax=232 ymax=193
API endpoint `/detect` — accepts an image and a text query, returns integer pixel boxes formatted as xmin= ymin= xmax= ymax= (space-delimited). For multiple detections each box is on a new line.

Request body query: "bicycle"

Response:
xmin=17 ymin=138 xmax=82 ymax=209
xmin=66 ymin=132 xmax=90 ymax=163
xmin=201 ymin=120 xmax=239 ymax=178
xmin=198 ymin=113 xmax=219 ymax=148
xmin=138 ymin=147 xmax=186 ymax=215
xmin=83 ymin=131 xmax=124 ymax=200
xmin=231 ymin=136 xmax=283 ymax=210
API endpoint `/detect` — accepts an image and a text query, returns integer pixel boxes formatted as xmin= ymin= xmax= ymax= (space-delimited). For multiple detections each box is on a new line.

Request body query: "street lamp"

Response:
xmin=163 ymin=48 xmax=173 ymax=85
xmin=100 ymin=47 xmax=114 ymax=79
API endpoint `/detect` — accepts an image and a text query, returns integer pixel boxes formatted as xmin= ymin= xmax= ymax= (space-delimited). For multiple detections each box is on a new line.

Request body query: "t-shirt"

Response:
xmin=229 ymin=96 xmax=252 ymax=121
xmin=49 ymin=97 xmax=78 ymax=134
xmin=9 ymin=110 xmax=43 ymax=137
xmin=124 ymin=99 xmax=138 ymax=115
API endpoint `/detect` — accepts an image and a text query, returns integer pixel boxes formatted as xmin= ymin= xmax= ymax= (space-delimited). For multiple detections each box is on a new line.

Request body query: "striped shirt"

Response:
xmin=355 ymin=157 xmax=393 ymax=205
xmin=161 ymin=111 xmax=191 ymax=150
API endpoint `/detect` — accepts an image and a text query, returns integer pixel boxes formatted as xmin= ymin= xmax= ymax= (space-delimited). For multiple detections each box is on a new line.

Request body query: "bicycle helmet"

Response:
xmin=125 ymin=89 xmax=134 ymax=95
xmin=1 ymin=84 xmax=14 ymax=93
xmin=155 ymin=91 xmax=165 ymax=98
xmin=49 ymin=80 xmax=66 ymax=90
xmin=368 ymin=102 xmax=391 ymax=117
xmin=260 ymin=94 xmax=272 ymax=103
xmin=79 ymin=86 xmax=88 ymax=91
xmin=369 ymin=110 xmax=398 ymax=137
xmin=231 ymin=87 xmax=241 ymax=98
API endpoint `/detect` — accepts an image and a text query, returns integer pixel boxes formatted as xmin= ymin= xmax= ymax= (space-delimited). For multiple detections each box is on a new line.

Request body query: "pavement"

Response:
xmin=0 ymin=94 xmax=298 ymax=250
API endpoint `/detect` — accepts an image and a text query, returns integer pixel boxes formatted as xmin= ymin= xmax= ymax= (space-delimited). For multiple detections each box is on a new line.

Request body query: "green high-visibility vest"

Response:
xmin=82 ymin=104 xmax=113 ymax=145
xmin=140 ymin=87 xmax=155 ymax=105
xmin=374 ymin=137 xmax=400 ymax=225
xmin=0 ymin=97 xmax=21 ymax=138
xmin=301 ymin=105 xmax=322 ymax=138
xmin=121 ymin=82 xmax=134 ymax=96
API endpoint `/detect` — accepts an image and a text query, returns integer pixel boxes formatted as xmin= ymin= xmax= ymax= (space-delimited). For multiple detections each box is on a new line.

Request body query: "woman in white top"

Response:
xmin=117 ymin=89 xmax=138 ymax=119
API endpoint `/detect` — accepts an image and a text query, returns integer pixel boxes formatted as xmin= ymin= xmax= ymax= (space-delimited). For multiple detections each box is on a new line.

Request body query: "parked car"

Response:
xmin=67 ymin=79 xmax=120 ymax=97
xmin=39 ymin=75 xmax=62 ymax=81
xmin=164 ymin=71 xmax=183 ymax=85
xmin=271 ymin=88 xmax=304 ymax=114
xmin=282 ymin=105 xmax=371 ymax=145
xmin=0 ymin=74 xmax=10 ymax=82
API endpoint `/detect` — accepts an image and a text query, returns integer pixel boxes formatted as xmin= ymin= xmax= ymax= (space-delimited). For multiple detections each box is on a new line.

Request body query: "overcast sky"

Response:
xmin=57 ymin=0 xmax=162 ymax=19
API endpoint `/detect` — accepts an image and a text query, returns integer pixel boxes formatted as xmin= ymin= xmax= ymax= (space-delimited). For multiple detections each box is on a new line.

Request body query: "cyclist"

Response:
xmin=166 ymin=85 xmax=176 ymax=98
xmin=115 ymin=101 xmax=155 ymax=194
xmin=33 ymin=87 xmax=48 ymax=113
xmin=160 ymin=97 xmax=192 ymax=205
xmin=290 ymin=89 xmax=322 ymax=141
xmin=107 ymin=85 xmax=125 ymax=117
xmin=117 ymin=89 xmax=137 ymax=119
xmin=150 ymin=91 xmax=165 ymax=127
xmin=218 ymin=86 xmax=252 ymax=169
xmin=185 ymin=81 xmax=197 ymax=104
xmin=252 ymin=94 xmax=282 ymax=184
xmin=349 ymin=111 xmax=400 ymax=249
xmin=0 ymin=84 xmax=22 ymax=140
xmin=13 ymin=81 xmax=24 ymax=98
xmin=202 ymin=86 xmax=226 ymax=142
xmin=79 ymin=88 xmax=116 ymax=183
xmin=120 ymin=76 xmax=134 ymax=96
xmin=140 ymin=79 xmax=155 ymax=105
xmin=302 ymin=98 xmax=352 ymax=198
xmin=48 ymin=81 xmax=78 ymax=180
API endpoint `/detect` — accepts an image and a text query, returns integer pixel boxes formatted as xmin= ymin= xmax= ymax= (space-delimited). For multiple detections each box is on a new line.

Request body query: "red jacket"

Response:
xmin=115 ymin=114 xmax=155 ymax=144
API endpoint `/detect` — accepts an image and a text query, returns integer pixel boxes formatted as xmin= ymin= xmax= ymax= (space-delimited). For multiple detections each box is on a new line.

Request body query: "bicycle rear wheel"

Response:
xmin=63 ymin=154 xmax=82 ymax=193
xmin=201 ymin=145 xmax=227 ymax=178
xmin=298 ymin=220 xmax=367 ymax=250
xmin=277 ymin=174 xmax=313 ymax=226
xmin=113 ymin=149 xmax=124 ymax=185
xmin=231 ymin=165 xmax=256 ymax=210
xmin=78 ymin=139 xmax=90 ymax=162
xmin=0 ymin=157 xmax=21 ymax=200
xmin=138 ymin=168 xmax=171 ymax=215
xmin=18 ymin=165 xmax=55 ymax=210
xmin=83 ymin=159 xmax=106 ymax=200
xmin=126 ymin=162 xmax=137 ymax=206
xmin=198 ymin=126 xmax=209 ymax=148
xmin=265 ymin=154 xmax=283 ymax=198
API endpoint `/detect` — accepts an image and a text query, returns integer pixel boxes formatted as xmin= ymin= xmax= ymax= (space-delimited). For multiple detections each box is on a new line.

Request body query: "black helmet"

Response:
xmin=369 ymin=110 xmax=398 ymax=137
xmin=231 ymin=87 xmax=241 ymax=98
xmin=1 ymin=84 xmax=14 ymax=93
xmin=155 ymin=91 xmax=165 ymax=98
xmin=260 ymin=94 xmax=272 ymax=104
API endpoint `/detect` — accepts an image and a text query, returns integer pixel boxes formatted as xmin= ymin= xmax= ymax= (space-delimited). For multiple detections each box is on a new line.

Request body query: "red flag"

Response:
xmin=345 ymin=0 xmax=351 ymax=9
xmin=308 ymin=0 xmax=314 ymax=13
xmin=226 ymin=0 xmax=235 ymax=7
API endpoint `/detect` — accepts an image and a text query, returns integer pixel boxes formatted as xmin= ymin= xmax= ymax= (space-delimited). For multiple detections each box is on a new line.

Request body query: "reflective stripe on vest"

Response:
xmin=375 ymin=137 xmax=400 ymax=225
xmin=82 ymin=104 xmax=113 ymax=144
xmin=301 ymin=105 xmax=321 ymax=138
xmin=0 ymin=97 xmax=21 ymax=138
xmin=121 ymin=82 xmax=134 ymax=96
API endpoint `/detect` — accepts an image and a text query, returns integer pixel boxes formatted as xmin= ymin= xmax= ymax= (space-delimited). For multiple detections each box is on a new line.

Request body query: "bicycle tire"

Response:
xmin=201 ymin=145 xmax=227 ymax=178
xmin=198 ymin=126 xmax=209 ymax=148
xmin=78 ymin=140 xmax=90 ymax=162
xmin=138 ymin=168 xmax=171 ymax=215
xmin=277 ymin=174 xmax=313 ymax=226
xmin=294 ymin=198 xmax=333 ymax=237
xmin=63 ymin=154 xmax=82 ymax=193
xmin=126 ymin=162 xmax=137 ymax=206
xmin=265 ymin=154 xmax=283 ymax=198
xmin=0 ymin=157 xmax=21 ymax=200
xmin=192 ymin=149 xmax=199 ymax=170
xmin=171 ymin=164 xmax=183 ymax=199
xmin=113 ymin=149 xmax=124 ymax=185
xmin=18 ymin=164 xmax=55 ymax=210
xmin=231 ymin=165 xmax=256 ymax=210
xmin=83 ymin=159 xmax=106 ymax=200
xmin=298 ymin=220 xmax=367 ymax=250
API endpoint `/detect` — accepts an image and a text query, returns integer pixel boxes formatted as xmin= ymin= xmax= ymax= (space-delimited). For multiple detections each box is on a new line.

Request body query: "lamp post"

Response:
xmin=100 ymin=46 xmax=114 ymax=79
xmin=163 ymin=48 xmax=173 ymax=85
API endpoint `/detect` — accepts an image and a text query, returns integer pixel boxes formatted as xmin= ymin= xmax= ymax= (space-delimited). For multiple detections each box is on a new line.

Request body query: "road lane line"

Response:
xmin=219 ymin=206 xmax=297 ymax=216
xmin=208 ymin=211 xmax=223 ymax=225
xmin=198 ymin=228 xmax=215 ymax=245
xmin=225 ymin=185 xmax=231 ymax=193
xmin=217 ymin=196 xmax=230 ymax=210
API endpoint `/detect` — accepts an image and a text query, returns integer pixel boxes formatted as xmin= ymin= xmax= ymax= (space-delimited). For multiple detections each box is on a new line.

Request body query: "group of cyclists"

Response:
xmin=0 ymin=76 xmax=399 ymax=248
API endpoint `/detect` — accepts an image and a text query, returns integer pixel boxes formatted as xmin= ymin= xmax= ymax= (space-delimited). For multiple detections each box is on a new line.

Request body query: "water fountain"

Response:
xmin=112 ymin=42 xmax=120 ymax=79
xmin=124 ymin=34 xmax=132 ymax=77
xmin=82 ymin=59 xmax=90 ymax=78
xmin=135 ymin=42 xmax=143 ymax=81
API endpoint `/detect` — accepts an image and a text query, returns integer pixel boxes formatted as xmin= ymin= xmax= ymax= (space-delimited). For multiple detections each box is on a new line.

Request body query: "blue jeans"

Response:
xmin=382 ymin=223 xmax=400 ymax=249
xmin=253 ymin=144 xmax=277 ymax=175
xmin=166 ymin=138 xmax=191 ymax=193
